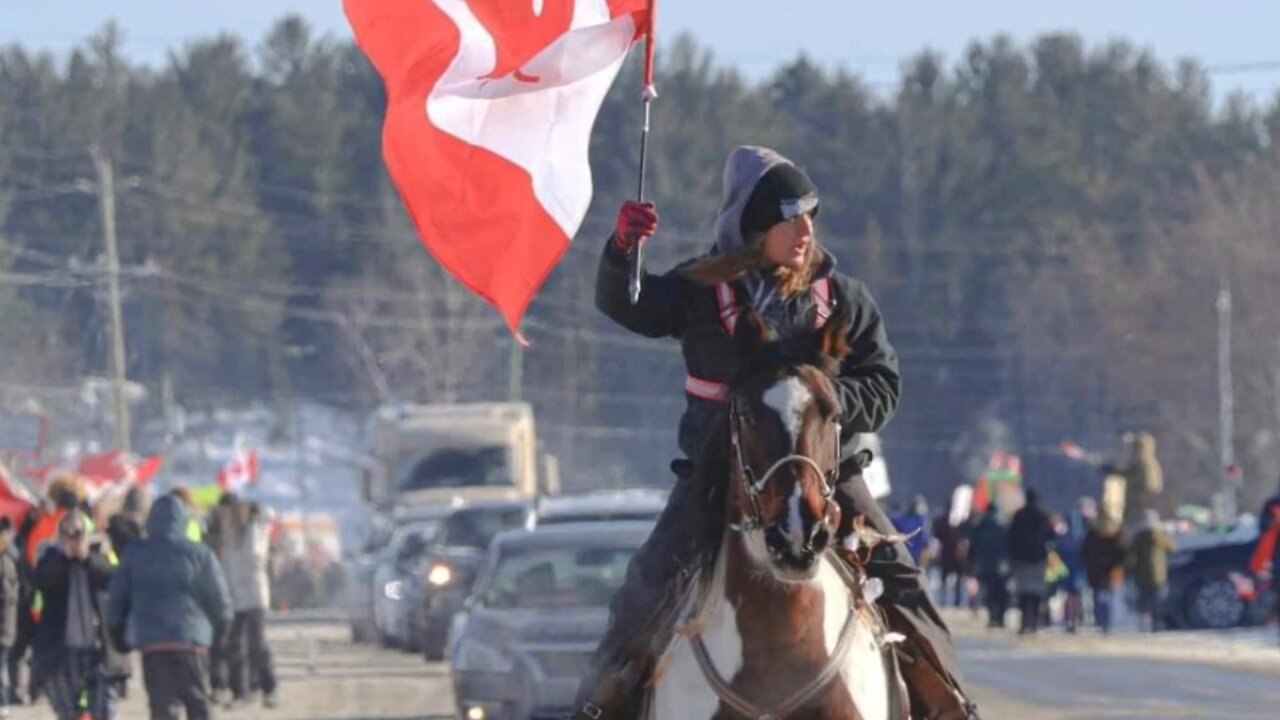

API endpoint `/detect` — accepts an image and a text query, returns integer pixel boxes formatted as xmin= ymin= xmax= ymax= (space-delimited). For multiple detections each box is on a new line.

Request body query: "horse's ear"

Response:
xmin=817 ymin=303 xmax=853 ymax=362
xmin=735 ymin=307 xmax=774 ymax=360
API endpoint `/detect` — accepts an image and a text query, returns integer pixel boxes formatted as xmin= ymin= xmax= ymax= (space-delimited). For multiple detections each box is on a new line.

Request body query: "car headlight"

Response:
xmin=384 ymin=580 xmax=403 ymax=600
xmin=454 ymin=639 xmax=514 ymax=674
xmin=427 ymin=562 xmax=454 ymax=588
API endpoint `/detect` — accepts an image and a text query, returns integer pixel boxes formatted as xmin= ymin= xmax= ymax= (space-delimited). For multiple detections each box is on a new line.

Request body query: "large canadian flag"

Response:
xmin=345 ymin=0 xmax=652 ymax=332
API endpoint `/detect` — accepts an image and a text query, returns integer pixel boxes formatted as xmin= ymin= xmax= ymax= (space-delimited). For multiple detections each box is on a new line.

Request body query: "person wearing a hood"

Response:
xmin=107 ymin=493 xmax=233 ymax=720
xmin=1128 ymin=509 xmax=1175 ymax=633
xmin=576 ymin=147 xmax=979 ymax=720
xmin=215 ymin=498 xmax=277 ymax=708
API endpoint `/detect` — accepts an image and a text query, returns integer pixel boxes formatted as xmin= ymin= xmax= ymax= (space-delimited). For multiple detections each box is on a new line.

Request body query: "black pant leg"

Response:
xmin=228 ymin=612 xmax=249 ymax=699
xmin=247 ymin=610 xmax=276 ymax=695
xmin=142 ymin=653 xmax=182 ymax=720
xmin=180 ymin=653 xmax=213 ymax=720
xmin=835 ymin=471 xmax=966 ymax=688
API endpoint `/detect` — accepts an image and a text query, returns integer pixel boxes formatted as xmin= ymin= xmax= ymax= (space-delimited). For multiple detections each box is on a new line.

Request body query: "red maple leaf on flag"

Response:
xmin=344 ymin=0 xmax=652 ymax=333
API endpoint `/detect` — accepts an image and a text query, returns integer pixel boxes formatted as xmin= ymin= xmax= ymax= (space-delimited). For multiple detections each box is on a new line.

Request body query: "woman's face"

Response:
xmin=761 ymin=212 xmax=815 ymax=270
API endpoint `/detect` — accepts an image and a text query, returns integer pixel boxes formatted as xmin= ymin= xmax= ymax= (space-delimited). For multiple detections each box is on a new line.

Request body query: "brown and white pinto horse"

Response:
xmin=647 ymin=309 xmax=909 ymax=720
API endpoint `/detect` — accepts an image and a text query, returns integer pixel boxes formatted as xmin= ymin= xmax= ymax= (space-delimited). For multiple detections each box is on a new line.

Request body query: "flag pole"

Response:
xmin=629 ymin=0 xmax=658 ymax=305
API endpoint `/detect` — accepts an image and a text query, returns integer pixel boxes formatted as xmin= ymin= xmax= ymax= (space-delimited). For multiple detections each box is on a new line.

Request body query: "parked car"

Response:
xmin=1166 ymin=533 xmax=1272 ymax=629
xmin=345 ymin=515 xmax=397 ymax=643
xmin=534 ymin=488 xmax=668 ymax=526
xmin=371 ymin=515 xmax=447 ymax=646
xmin=407 ymin=500 xmax=535 ymax=657
xmin=449 ymin=521 xmax=652 ymax=720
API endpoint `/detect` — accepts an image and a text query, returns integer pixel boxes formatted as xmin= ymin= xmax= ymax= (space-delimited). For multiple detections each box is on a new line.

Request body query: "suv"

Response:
xmin=408 ymin=500 xmax=534 ymax=658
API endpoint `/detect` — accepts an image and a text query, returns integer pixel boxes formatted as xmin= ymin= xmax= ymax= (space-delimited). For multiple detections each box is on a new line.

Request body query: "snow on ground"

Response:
xmin=943 ymin=607 xmax=1280 ymax=676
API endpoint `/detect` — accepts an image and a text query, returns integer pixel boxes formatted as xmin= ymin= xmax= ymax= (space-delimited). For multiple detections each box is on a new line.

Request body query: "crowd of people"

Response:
xmin=895 ymin=489 xmax=1182 ymax=637
xmin=0 ymin=474 xmax=279 ymax=719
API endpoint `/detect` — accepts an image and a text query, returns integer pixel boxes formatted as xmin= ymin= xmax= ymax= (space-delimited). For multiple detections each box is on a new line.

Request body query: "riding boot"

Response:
xmin=574 ymin=460 xmax=701 ymax=720
xmin=834 ymin=463 xmax=983 ymax=720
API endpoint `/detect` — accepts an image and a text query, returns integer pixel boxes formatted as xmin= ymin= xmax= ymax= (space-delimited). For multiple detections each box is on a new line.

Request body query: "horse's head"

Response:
xmin=725 ymin=306 xmax=852 ymax=583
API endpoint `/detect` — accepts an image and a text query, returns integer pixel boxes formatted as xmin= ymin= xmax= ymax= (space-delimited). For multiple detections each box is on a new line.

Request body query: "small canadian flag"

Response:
xmin=217 ymin=449 xmax=260 ymax=492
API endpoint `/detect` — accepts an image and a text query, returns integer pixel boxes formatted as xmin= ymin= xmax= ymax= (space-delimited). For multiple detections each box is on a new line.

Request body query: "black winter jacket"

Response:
xmin=0 ymin=545 xmax=18 ymax=647
xmin=596 ymin=238 xmax=901 ymax=461
xmin=31 ymin=547 xmax=118 ymax=680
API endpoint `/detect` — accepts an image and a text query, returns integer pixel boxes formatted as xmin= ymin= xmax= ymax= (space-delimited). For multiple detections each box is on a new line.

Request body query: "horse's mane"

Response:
xmin=686 ymin=414 xmax=733 ymax=579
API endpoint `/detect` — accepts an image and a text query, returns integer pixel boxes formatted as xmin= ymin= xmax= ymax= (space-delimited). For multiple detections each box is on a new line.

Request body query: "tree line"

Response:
xmin=2 ymin=17 xmax=1279 ymax=509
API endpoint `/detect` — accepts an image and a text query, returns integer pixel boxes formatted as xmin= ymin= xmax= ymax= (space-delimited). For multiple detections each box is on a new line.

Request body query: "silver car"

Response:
xmin=449 ymin=521 xmax=652 ymax=720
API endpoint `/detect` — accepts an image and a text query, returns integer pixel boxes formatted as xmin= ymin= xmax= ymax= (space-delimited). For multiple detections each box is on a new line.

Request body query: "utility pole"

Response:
xmin=508 ymin=326 xmax=524 ymax=402
xmin=1216 ymin=285 xmax=1235 ymax=519
xmin=91 ymin=145 xmax=131 ymax=453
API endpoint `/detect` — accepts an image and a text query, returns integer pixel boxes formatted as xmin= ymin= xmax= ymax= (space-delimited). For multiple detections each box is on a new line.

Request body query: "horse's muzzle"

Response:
xmin=764 ymin=523 xmax=831 ymax=573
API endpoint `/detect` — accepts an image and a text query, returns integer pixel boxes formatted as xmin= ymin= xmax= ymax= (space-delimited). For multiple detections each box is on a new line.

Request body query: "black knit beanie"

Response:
xmin=739 ymin=163 xmax=819 ymax=239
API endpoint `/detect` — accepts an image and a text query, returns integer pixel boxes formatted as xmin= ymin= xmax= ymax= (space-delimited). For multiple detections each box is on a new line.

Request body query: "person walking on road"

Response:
xmin=1081 ymin=519 xmax=1126 ymax=633
xmin=216 ymin=499 xmax=278 ymax=708
xmin=1251 ymin=479 xmax=1280 ymax=646
xmin=107 ymin=494 xmax=233 ymax=720
xmin=0 ymin=519 xmax=20 ymax=718
xmin=31 ymin=511 xmax=116 ymax=720
xmin=1008 ymin=489 xmax=1054 ymax=635
xmin=106 ymin=488 xmax=147 ymax=559
xmin=1128 ymin=509 xmax=1175 ymax=633
xmin=968 ymin=509 xmax=1010 ymax=629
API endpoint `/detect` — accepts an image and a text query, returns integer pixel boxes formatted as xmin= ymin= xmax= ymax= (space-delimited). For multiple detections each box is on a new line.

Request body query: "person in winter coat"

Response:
xmin=1128 ymin=509 xmax=1175 ymax=633
xmin=1120 ymin=433 xmax=1164 ymax=530
xmin=1252 ymin=479 xmax=1280 ymax=645
xmin=106 ymin=487 xmax=147 ymax=559
xmin=933 ymin=511 xmax=969 ymax=608
xmin=1081 ymin=519 xmax=1126 ymax=633
xmin=216 ymin=499 xmax=277 ymax=707
xmin=1007 ymin=488 xmax=1054 ymax=635
xmin=107 ymin=494 xmax=233 ymax=720
xmin=892 ymin=495 xmax=932 ymax=567
xmin=575 ymin=146 xmax=979 ymax=720
xmin=30 ymin=511 xmax=116 ymax=720
xmin=968 ymin=510 xmax=1010 ymax=629
xmin=10 ymin=503 xmax=46 ymax=707
xmin=1049 ymin=514 xmax=1085 ymax=633
xmin=0 ymin=519 xmax=20 ymax=718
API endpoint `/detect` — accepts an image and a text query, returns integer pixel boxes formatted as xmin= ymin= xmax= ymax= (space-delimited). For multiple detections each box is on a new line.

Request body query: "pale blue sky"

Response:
xmin=4 ymin=1 xmax=1280 ymax=104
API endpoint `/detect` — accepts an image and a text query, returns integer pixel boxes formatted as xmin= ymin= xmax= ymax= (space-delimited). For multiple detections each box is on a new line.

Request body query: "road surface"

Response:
xmin=6 ymin=612 xmax=1276 ymax=719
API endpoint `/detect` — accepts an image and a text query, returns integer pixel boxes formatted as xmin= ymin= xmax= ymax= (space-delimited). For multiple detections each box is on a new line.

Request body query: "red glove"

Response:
xmin=614 ymin=200 xmax=658 ymax=252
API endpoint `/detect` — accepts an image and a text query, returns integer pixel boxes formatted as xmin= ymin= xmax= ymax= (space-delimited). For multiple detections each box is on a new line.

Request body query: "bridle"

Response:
xmin=682 ymin=393 xmax=911 ymax=720
xmin=726 ymin=394 xmax=841 ymax=536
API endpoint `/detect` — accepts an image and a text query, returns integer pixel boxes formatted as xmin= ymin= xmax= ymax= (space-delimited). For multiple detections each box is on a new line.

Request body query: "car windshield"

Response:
xmin=387 ymin=521 xmax=441 ymax=557
xmin=477 ymin=543 xmax=637 ymax=610
xmin=397 ymin=446 xmax=512 ymax=492
xmin=438 ymin=508 xmax=529 ymax=550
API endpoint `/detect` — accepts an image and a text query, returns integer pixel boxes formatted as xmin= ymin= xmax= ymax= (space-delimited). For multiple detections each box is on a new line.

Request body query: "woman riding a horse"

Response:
xmin=575 ymin=146 xmax=980 ymax=720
